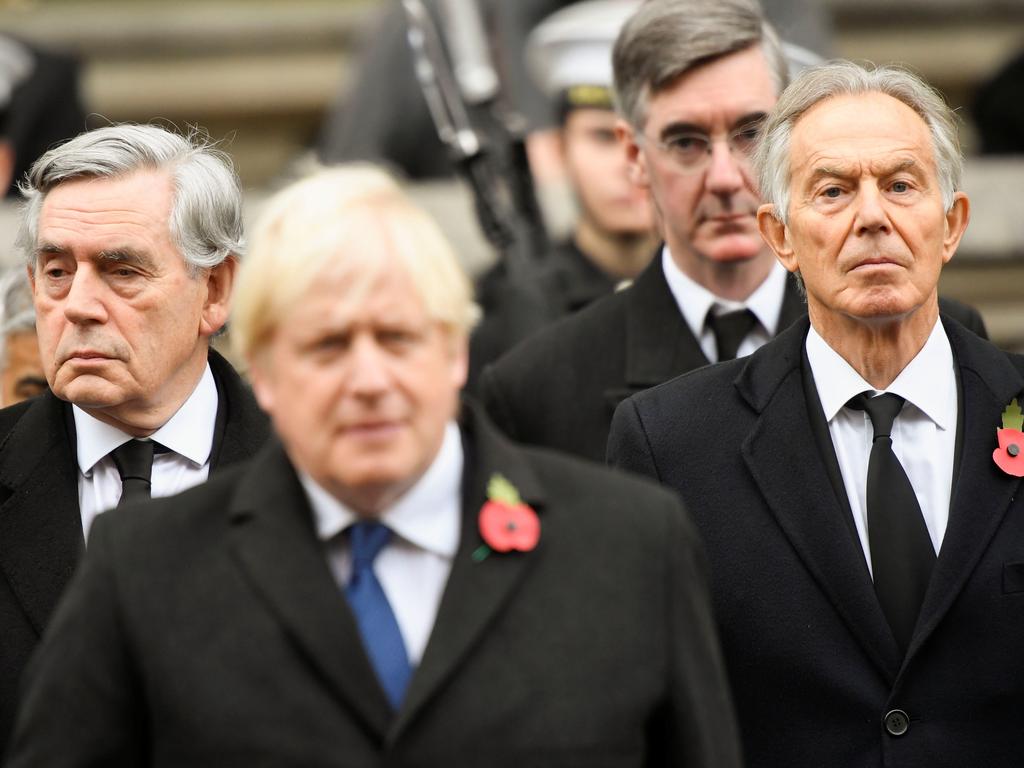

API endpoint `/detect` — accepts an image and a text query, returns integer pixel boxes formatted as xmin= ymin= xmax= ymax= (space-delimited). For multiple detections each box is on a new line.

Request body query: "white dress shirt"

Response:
xmin=302 ymin=421 xmax=463 ymax=666
xmin=75 ymin=363 xmax=218 ymax=538
xmin=661 ymin=246 xmax=789 ymax=362
xmin=805 ymin=321 xmax=957 ymax=572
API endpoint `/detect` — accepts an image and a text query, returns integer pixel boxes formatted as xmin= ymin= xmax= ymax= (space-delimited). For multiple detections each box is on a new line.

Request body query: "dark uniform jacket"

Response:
xmin=480 ymin=254 xmax=987 ymax=463
xmin=468 ymin=238 xmax=623 ymax=390
xmin=0 ymin=349 xmax=270 ymax=757
xmin=609 ymin=316 xmax=1024 ymax=767
xmin=9 ymin=405 xmax=741 ymax=768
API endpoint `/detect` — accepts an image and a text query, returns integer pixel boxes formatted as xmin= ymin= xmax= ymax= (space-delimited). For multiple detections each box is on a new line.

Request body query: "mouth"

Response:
xmin=343 ymin=420 xmax=403 ymax=440
xmin=702 ymin=212 xmax=756 ymax=230
xmin=62 ymin=350 xmax=116 ymax=364
xmin=850 ymin=257 xmax=902 ymax=272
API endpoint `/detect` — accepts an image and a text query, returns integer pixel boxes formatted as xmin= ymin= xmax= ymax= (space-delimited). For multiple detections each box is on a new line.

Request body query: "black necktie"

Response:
xmin=706 ymin=308 xmax=757 ymax=362
xmin=847 ymin=392 xmax=936 ymax=652
xmin=111 ymin=439 xmax=156 ymax=507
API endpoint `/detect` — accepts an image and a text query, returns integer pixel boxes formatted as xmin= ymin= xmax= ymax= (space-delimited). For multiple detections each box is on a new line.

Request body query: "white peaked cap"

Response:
xmin=525 ymin=0 xmax=643 ymax=95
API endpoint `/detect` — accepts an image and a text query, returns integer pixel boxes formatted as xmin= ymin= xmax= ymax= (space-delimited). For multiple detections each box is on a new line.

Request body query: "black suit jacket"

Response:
xmin=0 ymin=349 xmax=269 ymax=758
xmin=479 ymin=256 xmax=806 ymax=462
xmin=480 ymin=255 xmax=988 ymax=463
xmin=609 ymin=315 xmax=1024 ymax=767
xmin=9 ymin=405 xmax=741 ymax=768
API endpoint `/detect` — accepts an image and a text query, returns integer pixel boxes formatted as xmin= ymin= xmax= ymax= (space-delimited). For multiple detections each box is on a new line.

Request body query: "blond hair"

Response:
xmin=232 ymin=165 xmax=479 ymax=362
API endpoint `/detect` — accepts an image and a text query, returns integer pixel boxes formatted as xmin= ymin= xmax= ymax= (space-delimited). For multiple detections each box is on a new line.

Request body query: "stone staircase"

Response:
xmin=1 ymin=0 xmax=1023 ymax=346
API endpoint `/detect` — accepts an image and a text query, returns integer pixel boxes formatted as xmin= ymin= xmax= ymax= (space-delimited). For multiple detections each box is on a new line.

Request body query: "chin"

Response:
xmin=54 ymin=377 xmax=127 ymax=408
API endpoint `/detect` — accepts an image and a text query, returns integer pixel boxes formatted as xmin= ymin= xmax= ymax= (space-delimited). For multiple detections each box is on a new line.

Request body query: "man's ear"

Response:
xmin=247 ymin=353 xmax=275 ymax=413
xmin=450 ymin=330 xmax=469 ymax=391
xmin=941 ymin=191 xmax=970 ymax=265
xmin=198 ymin=256 xmax=238 ymax=337
xmin=616 ymin=118 xmax=648 ymax=188
xmin=757 ymin=204 xmax=797 ymax=274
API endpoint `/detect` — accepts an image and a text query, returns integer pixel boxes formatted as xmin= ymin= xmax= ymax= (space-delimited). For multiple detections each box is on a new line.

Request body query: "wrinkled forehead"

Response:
xmin=788 ymin=92 xmax=937 ymax=175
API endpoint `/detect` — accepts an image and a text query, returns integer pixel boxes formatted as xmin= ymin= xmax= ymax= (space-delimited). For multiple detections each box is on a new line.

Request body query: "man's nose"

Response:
xmin=854 ymin=185 xmax=893 ymax=235
xmin=62 ymin=269 xmax=108 ymax=324
xmin=704 ymin=138 xmax=745 ymax=197
xmin=347 ymin=335 xmax=391 ymax=395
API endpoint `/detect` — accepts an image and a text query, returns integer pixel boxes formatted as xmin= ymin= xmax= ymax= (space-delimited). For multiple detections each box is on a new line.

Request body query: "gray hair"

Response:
xmin=17 ymin=124 xmax=244 ymax=274
xmin=754 ymin=60 xmax=963 ymax=225
xmin=0 ymin=265 xmax=34 ymax=369
xmin=612 ymin=0 xmax=789 ymax=131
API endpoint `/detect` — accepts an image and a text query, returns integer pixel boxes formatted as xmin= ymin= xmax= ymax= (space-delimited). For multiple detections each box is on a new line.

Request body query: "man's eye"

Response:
xmin=731 ymin=125 xmax=762 ymax=151
xmin=666 ymin=134 xmax=708 ymax=157
xmin=378 ymin=330 xmax=418 ymax=348
xmin=822 ymin=187 xmax=843 ymax=199
xmin=890 ymin=181 xmax=910 ymax=193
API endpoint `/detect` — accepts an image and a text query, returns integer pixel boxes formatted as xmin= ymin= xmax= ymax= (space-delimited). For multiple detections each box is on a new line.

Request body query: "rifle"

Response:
xmin=401 ymin=0 xmax=548 ymax=281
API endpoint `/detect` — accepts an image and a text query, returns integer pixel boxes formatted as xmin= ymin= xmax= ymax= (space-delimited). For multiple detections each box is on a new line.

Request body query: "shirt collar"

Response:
xmin=660 ymin=246 xmax=788 ymax=338
xmin=302 ymin=421 xmax=463 ymax=559
xmin=73 ymin=363 xmax=218 ymax=475
xmin=806 ymin=318 xmax=955 ymax=430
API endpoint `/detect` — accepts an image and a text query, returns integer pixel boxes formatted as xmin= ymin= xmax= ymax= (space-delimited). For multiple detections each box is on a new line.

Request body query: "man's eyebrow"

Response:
xmin=806 ymin=164 xmax=855 ymax=187
xmin=659 ymin=112 xmax=768 ymax=139
xmin=881 ymin=158 xmax=922 ymax=176
xmin=35 ymin=243 xmax=68 ymax=258
xmin=97 ymin=248 xmax=157 ymax=271
xmin=659 ymin=121 xmax=705 ymax=138
xmin=806 ymin=158 xmax=923 ymax=187
xmin=731 ymin=111 xmax=768 ymax=130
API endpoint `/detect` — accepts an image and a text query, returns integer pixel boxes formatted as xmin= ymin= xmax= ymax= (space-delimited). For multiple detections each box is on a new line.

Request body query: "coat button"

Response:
xmin=884 ymin=709 xmax=910 ymax=736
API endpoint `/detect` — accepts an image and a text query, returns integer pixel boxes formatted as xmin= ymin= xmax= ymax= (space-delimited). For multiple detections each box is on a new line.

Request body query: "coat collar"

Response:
xmin=735 ymin=315 xmax=1024 ymax=679
xmin=735 ymin=317 xmax=905 ymax=680
xmin=0 ymin=348 xmax=268 ymax=638
xmin=905 ymin=318 xmax=1024 ymax=664
xmin=392 ymin=402 xmax=546 ymax=737
xmin=226 ymin=401 xmax=547 ymax=743
xmin=0 ymin=393 xmax=82 ymax=634
xmin=622 ymin=254 xmax=805 ymax=392
xmin=623 ymin=251 xmax=708 ymax=391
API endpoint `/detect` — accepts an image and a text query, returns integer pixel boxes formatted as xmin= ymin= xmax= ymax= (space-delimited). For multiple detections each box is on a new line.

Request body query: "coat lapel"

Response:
xmin=226 ymin=440 xmax=392 ymax=740
xmin=905 ymin=320 xmax=1024 ymax=660
xmin=207 ymin=348 xmax=271 ymax=470
xmin=777 ymin=272 xmax=807 ymax=332
xmin=737 ymin=320 xmax=903 ymax=680
xmin=606 ymin=252 xmax=709 ymax=407
xmin=0 ymin=394 xmax=83 ymax=635
xmin=392 ymin=405 xmax=546 ymax=738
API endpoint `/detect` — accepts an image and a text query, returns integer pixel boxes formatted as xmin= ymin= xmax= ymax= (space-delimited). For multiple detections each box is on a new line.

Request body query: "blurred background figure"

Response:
xmin=973 ymin=48 xmax=1024 ymax=154
xmin=0 ymin=265 xmax=45 ymax=406
xmin=521 ymin=0 xmax=656 ymax=303
xmin=0 ymin=34 xmax=87 ymax=198
xmin=468 ymin=0 xmax=657 ymax=387
xmin=0 ymin=42 xmax=24 ymax=195
xmin=0 ymin=0 xmax=1020 ymax=343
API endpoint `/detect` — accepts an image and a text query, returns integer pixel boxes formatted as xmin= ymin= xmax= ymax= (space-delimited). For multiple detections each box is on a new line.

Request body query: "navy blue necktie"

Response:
xmin=345 ymin=522 xmax=412 ymax=709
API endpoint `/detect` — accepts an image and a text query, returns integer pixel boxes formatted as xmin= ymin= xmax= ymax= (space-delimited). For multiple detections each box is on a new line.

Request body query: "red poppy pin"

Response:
xmin=473 ymin=473 xmax=540 ymax=562
xmin=993 ymin=398 xmax=1024 ymax=477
